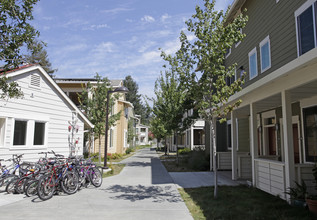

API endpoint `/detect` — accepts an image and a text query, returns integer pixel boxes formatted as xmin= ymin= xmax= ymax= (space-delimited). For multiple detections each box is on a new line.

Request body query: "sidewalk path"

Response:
xmin=0 ymin=147 xmax=193 ymax=220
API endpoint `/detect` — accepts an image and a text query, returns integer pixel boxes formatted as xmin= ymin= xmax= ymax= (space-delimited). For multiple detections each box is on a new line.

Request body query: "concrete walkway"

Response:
xmin=0 ymin=148 xmax=193 ymax=220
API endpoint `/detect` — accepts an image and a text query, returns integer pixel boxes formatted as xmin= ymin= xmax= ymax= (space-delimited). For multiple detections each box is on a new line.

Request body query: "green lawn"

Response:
xmin=102 ymin=163 xmax=125 ymax=178
xmin=179 ymin=186 xmax=314 ymax=220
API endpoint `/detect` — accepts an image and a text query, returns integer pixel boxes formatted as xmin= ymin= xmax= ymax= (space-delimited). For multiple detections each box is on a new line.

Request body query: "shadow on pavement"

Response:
xmin=125 ymin=161 xmax=151 ymax=167
xmin=151 ymin=158 xmax=174 ymax=185
xmin=103 ymin=184 xmax=182 ymax=203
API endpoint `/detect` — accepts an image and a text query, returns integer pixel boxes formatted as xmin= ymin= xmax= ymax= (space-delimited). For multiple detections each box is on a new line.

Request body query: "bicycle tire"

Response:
xmin=61 ymin=171 xmax=79 ymax=194
xmin=15 ymin=176 xmax=29 ymax=194
xmin=0 ymin=175 xmax=18 ymax=190
xmin=6 ymin=178 xmax=18 ymax=194
xmin=25 ymin=179 xmax=38 ymax=197
xmin=37 ymin=174 xmax=55 ymax=201
xmin=88 ymin=167 xmax=102 ymax=187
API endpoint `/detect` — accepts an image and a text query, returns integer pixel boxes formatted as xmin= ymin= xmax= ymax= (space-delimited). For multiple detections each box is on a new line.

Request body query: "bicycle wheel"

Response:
xmin=88 ymin=167 xmax=102 ymax=187
xmin=15 ymin=176 xmax=29 ymax=194
xmin=37 ymin=174 xmax=55 ymax=201
xmin=26 ymin=179 xmax=38 ymax=197
xmin=0 ymin=175 xmax=18 ymax=190
xmin=61 ymin=171 xmax=79 ymax=194
xmin=6 ymin=178 xmax=18 ymax=194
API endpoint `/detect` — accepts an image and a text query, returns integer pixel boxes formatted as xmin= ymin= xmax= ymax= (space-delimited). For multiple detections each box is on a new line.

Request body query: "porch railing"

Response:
xmin=254 ymin=159 xmax=286 ymax=199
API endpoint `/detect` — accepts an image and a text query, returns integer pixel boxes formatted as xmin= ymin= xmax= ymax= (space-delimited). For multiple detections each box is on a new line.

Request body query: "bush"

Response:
xmin=187 ymin=149 xmax=209 ymax=171
xmin=178 ymin=148 xmax=191 ymax=155
xmin=126 ymin=147 xmax=135 ymax=154
xmin=107 ymin=153 xmax=123 ymax=160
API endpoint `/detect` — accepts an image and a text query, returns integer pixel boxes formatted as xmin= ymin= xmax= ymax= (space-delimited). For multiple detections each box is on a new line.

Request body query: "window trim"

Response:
xmin=248 ymin=47 xmax=258 ymax=80
xmin=11 ymin=118 xmax=48 ymax=149
xmin=259 ymin=35 xmax=271 ymax=73
xmin=225 ymin=48 xmax=231 ymax=59
xmin=295 ymin=0 xmax=317 ymax=57
xmin=0 ymin=118 xmax=6 ymax=147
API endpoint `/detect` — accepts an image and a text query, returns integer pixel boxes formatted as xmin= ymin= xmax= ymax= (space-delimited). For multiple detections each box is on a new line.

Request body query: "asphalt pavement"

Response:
xmin=0 ymin=147 xmax=193 ymax=220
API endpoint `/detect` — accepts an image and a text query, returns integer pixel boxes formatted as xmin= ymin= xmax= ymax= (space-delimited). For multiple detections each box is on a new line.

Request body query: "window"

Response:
xmin=248 ymin=47 xmax=258 ymax=79
xmin=0 ymin=118 xmax=6 ymax=146
xmin=141 ymin=128 xmax=146 ymax=132
xmin=260 ymin=36 xmax=271 ymax=73
xmin=110 ymin=129 xmax=113 ymax=148
xmin=34 ymin=122 xmax=45 ymax=145
xmin=13 ymin=120 xmax=27 ymax=145
xmin=295 ymin=1 xmax=317 ymax=56
xmin=303 ymin=106 xmax=317 ymax=162
xmin=225 ymin=48 xmax=231 ymax=58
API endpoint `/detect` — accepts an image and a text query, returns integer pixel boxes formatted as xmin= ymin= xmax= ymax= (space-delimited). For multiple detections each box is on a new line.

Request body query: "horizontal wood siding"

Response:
xmin=295 ymin=164 xmax=317 ymax=195
xmin=0 ymin=69 xmax=85 ymax=162
xmin=255 ymin=159 xmax=286 ymax=199
xmin=225 ymin=0 xmax=307 ymax=88
xmin=218 ymin=152 xmax=232 ymax=170
xmin=238 ymin=118 xmax=249 ymax=152
xmin=238 ymin=154 xmax=252 ymax=179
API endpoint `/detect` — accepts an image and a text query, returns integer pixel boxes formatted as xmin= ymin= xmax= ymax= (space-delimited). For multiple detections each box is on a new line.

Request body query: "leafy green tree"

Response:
xmin=166 ymin=0 xmax=248 ymax=198
xmin=123 ymin=75 xmax=150 ymax=124
xmin=79 ymin=73 xmax=121 ymax=164
xmin=0 ymin=0 xmax=40 ymax=99
xmin=24 ymin=40 xmax=56 ymax=77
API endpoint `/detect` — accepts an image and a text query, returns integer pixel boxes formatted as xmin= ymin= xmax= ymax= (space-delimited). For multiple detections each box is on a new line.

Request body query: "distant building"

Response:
xmin=56 ymin=78 xmax=133 ymax=155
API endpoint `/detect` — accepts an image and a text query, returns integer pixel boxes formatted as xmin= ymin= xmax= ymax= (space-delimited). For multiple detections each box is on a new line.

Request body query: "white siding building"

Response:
xmin=0 ymin=64 xmax=93 ymax=162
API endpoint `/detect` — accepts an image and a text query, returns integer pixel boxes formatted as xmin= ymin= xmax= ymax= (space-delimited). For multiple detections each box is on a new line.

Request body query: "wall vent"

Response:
xmin=30 ymin=74 xmax=41 ymax=88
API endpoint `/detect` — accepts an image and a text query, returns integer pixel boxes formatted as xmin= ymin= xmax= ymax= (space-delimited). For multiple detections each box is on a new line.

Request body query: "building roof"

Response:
xmin=3 ymin=64 xmax=94 ymax=128
xmin=226 ymin=0 xmax=246 ymax=24
xmin=54 ymin=78 xmax=123 ymax=87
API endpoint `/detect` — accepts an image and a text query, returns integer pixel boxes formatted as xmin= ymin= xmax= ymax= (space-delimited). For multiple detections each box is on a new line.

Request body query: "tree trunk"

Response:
xmin=165 ymin=137 xmax=167 ymax=155
xmin=176 ymin=132 xmax=179 ymax=165
xmin=210 ymin=119 xmax=218 ymax=199
xmin=98 ymin=134 xmax=102 ymax=164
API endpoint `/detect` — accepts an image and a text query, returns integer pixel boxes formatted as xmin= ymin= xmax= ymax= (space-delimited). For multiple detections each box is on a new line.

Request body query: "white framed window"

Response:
xmin=12 ymin=119 xmax=47 ymax=147
xmin=295 ymin=0 xmax=317 ymax=56
xmin=0 ymin=118 xmax=6 ymax=146
xmin=225 ymin=48 xmax=231 ymax=58
xmin=13 ymin=120 xmax=28 ymax=146
xmin=248 ymin=47 xmax=258 ymax=80
xmin=34 ymin=122 xmax=46 ymax=145
xmin=110 ymin=128 xmax=114 ymax=148
xmin=259 ymin=35 xmax=271 ymax=73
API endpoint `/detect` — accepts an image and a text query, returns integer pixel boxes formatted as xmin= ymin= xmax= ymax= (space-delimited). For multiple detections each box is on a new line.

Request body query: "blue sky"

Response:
xmin=31 ymin=0 xmax=233 ymax=99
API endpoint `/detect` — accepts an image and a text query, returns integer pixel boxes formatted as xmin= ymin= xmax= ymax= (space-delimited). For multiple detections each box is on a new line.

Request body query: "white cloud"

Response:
xmin=141 ymin=15 xmax=155 ymax=23
xmin=138 ymin=41 xmax=156 ymax=53
xmin=161 ymin=13 xmax=170 ymax=22
xmin=92 ymin=42 xmax=115 ymax=55
xmin=83 ymin=24 xmax=109 ymax=30
xmin=101 ymin=7 xmax=133 ymax=14
xmin=126 ymin=19 xmax=133 ymax=23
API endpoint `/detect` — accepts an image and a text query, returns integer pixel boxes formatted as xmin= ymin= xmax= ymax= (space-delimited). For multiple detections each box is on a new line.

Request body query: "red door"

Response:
xmin=293 ymin=124 xmax=300 ymax=163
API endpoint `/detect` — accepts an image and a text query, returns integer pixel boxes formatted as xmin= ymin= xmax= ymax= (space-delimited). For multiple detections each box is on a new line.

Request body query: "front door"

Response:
xmin=293 ymin=124 xmax=300 ymax=163
xmin=268 ymin=127 xmax=276 ymax=155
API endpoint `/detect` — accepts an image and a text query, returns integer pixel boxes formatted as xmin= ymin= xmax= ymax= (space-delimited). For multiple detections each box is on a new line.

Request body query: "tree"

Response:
xmin=79 ymin=73 xmax=121 ymax=164
xmin=0 ymin=0 xmax=40 ymax=99
xmin=123 ymin=75 xmax=150 ymax=124
xmin=24 ymin=40 xmax=56 ymax=77
xmin=167 ymin=0 xmax=248 ymax=198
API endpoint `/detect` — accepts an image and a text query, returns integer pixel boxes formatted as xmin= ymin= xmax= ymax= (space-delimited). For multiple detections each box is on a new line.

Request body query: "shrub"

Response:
xmin=178 ymin=148 xmax=191 ymax=155
xmin=126 ymin=147 xmax=135 ymax=154
xmin=187 ymin=149 xmax=209 ymax=171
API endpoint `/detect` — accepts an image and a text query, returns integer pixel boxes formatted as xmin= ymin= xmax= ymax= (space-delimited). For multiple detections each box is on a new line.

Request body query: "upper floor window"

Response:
xmin=295 ymin=1 xmax=317 ymax=56
xmin=259 ymin=36 xmax=271 ymax=73
xmin=248 ymin=47 xmax=258 ymax=80
xmin=141 ymin=128 xmax=146 ymax=132
xmin=225 ymin=48 xmax=231 ymax=58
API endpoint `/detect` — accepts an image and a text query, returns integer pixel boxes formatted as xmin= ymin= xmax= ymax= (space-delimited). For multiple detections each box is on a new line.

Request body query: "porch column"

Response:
xmin=231 ymin=111 xmax=238 ymax=180
xmin=191 ymin=126 xmax=194 ymax=150
xmin=250 ymin=103 xmax=259 ymax=186
xmin=281 ymin=90 xmax=295 ymax=200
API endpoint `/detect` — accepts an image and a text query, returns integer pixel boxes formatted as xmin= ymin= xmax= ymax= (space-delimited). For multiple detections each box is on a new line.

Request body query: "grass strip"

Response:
xmin=178 ymin=186 xmax=313 ymax=220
